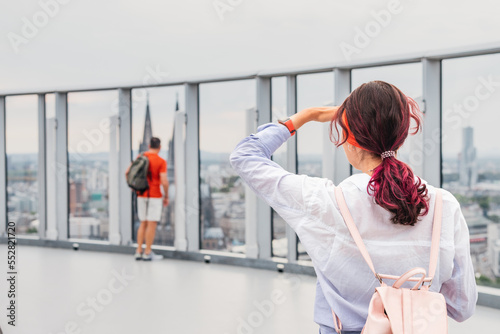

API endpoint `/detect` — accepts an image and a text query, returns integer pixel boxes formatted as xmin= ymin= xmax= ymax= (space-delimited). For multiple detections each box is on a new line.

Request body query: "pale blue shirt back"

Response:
xmin=229 ymin=123 xmax=477 ymax=332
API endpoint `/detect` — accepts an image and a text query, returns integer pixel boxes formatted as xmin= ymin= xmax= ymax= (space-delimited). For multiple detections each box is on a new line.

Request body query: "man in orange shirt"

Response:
xmin=126 ymin=137 xmax=169 ymax=261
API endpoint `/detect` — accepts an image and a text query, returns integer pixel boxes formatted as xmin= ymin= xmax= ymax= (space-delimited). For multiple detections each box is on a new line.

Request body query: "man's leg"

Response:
xmin=136 ymin=221 xmax=148 ymax=253
xmin=144 ymin=221 xmax=158 ymax=255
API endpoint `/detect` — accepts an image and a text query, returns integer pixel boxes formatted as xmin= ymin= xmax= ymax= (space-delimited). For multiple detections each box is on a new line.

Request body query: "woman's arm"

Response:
xmin=288 ymin=106 xmax=339 ymax=131
xmin=439 ymin=193 xmax=478 ymax=322
xmin=229 ymin=106 xmax=341 ymax=266
xmin=229 ymin=105 xmax=339 ymax=216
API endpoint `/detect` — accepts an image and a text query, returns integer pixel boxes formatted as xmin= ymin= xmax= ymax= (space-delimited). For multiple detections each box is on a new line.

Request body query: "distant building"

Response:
xmin=202 ymin=227 xmax=225 ymax=250
xmin=167 ymin=93 xmax=179 ymax=184
xmin=139 ymin=94 xmax=153 ymax=153
xmin=69 ymin=179 xmax=87 ymax=215
xmin=69 ymin=216 xmax=105 ymax=239
xmin=488 ymin=223 xmax=500 ymax=277
xmin=459 ymin=126 xmax=478 ymax=188
xmin=161 ymin=94 xmax=180 ymax=245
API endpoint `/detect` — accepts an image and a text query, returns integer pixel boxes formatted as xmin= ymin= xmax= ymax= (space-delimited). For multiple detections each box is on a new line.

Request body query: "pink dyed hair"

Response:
xmin=330 ymin=81 xmax=429 ymax=226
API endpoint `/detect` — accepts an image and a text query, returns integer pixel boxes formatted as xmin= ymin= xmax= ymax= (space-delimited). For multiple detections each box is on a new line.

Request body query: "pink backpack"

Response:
xmin=332 ymin=187 xmax=448 ymax=334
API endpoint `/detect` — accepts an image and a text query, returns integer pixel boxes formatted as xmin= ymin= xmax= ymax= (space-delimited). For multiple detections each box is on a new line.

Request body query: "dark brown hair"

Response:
xmin=330 ymin=81 xmax=429 ymax=226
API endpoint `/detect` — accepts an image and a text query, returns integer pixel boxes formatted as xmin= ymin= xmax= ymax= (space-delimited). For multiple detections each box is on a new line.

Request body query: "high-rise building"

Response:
xmin=139 ymin=94 xmax=153 ymax=153
xmin=459 ymin=126 xmax=478 ymax=188
xmin=167 ymin=93 xmax=179 ymax=184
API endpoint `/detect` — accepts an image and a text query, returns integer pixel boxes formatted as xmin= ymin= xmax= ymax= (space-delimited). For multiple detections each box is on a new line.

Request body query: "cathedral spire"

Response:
xmin=139 ymin=92 xmax=153 ymax=153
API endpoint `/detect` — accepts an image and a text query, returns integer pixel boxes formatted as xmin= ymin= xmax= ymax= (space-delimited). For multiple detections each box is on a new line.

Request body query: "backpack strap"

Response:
xmin=332 ymin=186 xmax=381 ymax=334
xmin=331 ymin=310 xmax=342 ymax=334
xmin=334 ymin=186 xmax=382 ymax=284
xmin=330 ymin=187 xmax=443 ymax=333
xmin=427 ymin=189 xmax=443 ymax=286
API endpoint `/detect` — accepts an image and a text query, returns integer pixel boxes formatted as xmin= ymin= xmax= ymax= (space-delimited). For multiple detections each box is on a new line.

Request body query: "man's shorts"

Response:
xmin=137 ymin=197 xmax=163 ymax=222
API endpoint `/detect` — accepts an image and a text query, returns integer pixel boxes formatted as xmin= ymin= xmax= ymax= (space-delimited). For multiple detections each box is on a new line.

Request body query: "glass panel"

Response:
xmin=199 ymin=80 xmax=255 ymax=253
xmin=296 ymin=72 xmax=334 ymax=260
xmin=442 ymin=54 xmax=500 ymax=288
xmin=351 ymin=63 xmax=423 ymax=173
xmin=271 ymin=76 xmax=288 ymax=258
xmin=45 ymin=94 xmax=55 ymax=119
xmin=131 ymin=87 xmax=184 ymax=246
xmin=67 ymin=90 xmax=118 ymax=240
xmin=5 ymin=95 xmax=38 ymax=236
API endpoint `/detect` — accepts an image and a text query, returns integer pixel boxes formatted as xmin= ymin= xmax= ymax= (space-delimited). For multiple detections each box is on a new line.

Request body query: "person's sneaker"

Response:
xmin=142 ymin=251 xmax=164 ymax=261
xmin=134 ymin=252 xmax=143 ymax=261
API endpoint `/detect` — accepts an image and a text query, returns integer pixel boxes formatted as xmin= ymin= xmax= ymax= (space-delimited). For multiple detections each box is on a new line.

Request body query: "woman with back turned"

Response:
xmin=230 ymin=81 xmax=477 ymax=333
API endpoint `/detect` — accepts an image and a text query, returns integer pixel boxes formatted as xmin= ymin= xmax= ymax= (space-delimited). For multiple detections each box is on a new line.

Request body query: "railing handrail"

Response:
xmin=1 ymin=40 xmax=500 ymax=96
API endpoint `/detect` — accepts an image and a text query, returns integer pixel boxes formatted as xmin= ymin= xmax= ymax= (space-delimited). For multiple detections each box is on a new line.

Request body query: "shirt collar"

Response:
xmin=345 ymin=172 xmax=371 ymax=192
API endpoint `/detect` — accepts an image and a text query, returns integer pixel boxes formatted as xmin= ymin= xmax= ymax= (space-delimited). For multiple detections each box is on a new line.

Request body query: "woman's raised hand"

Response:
xmin=306 ymin=106 xmax=339 ymax=123
xmin=289 ymin=106 xmax=339 ymax=131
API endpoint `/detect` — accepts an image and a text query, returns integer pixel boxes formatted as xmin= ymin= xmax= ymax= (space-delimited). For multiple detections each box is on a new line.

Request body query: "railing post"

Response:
xmin=38 ymin=94 xmax=47 ymax=238
xmin=406 ymin=96 xmax=425 ymax=177
xmin=55 ymin=92 xmax=68 ymax=240
xmin=286 ymin=75 xmax=298 ymax=263
xmin=185 ymin=83 xmax=200 ymax=252
xmin=118 ymin=89 xmax=132 ymax=245
xmin=422 ymin=58 xmax=442 ymax=187
xmin=0 ymin=96 xmax=6 ymax=236
xmin=46 ymin=118 xmax=57 ymax=239
xmin=322 ymin=71 xmax=337 ymax=182
xmin=245 ymin=107 xmax=259 ymax=258
xmin=174 ymin=110 xmax=187 ymax=251
xmin=331 ymin=69 xmax=352 ymax=183
xmin=108 ymin=115 xmax=120 ymax=244
xmin=256 ymin=76 xmax=272 ymax=259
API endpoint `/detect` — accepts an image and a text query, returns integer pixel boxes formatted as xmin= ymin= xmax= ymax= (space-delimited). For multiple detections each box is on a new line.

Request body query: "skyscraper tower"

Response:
xmin=459 ymin=126 xmax=478 ymax=188
xmin=167 ymin=93 xmax=179 ymax=183
xmin=139 ymin=93 xmax=153 ymax=153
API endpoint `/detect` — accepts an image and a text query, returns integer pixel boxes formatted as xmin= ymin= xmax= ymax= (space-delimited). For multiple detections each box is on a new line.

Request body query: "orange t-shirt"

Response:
xmin=137 ymin=151 xmax=167 ymax=198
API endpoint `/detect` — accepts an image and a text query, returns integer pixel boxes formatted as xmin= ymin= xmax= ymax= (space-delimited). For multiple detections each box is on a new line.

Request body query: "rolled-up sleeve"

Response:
xmin=439 ymin=199 xmax=478 ymax=322
xmin=229 ymin=123 xmax=336 ymax=241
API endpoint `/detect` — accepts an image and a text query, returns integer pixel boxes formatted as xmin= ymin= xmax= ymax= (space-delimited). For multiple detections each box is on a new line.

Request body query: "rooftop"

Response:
xmin=2 ymin=245 xmax=499 ymax=333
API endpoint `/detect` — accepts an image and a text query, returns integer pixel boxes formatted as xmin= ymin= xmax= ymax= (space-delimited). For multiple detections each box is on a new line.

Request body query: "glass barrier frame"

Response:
xmin=1 ymin=43 xmax=500 ymax=295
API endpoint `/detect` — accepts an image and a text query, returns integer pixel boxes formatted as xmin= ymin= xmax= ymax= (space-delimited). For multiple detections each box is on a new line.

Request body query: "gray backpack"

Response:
xmin=127 ymin=154 xmax=150 ymax=194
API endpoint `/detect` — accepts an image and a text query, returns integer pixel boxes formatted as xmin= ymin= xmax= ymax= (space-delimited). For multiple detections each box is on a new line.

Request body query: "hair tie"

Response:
xmin=381 ymin=151 xmax=395 ymax=159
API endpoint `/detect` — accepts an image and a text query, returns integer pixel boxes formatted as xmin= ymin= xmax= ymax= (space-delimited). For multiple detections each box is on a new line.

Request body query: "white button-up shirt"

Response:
xmin=229 ymin=123 xmax=478 ymax=332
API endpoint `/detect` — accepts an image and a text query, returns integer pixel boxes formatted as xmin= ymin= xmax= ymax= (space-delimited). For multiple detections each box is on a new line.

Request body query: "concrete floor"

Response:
xmin=0 ymin=246 xmax=499 ymax=334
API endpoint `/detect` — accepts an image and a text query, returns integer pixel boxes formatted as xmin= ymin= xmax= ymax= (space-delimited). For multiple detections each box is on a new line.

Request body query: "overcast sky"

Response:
xmin=1 ymin=0 xmax=500 ymax=92
xmin=1 ymin=0 xmax=500 ymax=157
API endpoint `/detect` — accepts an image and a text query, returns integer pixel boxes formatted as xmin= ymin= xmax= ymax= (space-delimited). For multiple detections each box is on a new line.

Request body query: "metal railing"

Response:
xmin=1 ymin=42 xmax=500 ymax=308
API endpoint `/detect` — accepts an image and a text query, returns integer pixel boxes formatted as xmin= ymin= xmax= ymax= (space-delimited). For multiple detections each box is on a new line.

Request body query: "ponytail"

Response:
xmin=368 ymin=157 xmax=428 ymax=226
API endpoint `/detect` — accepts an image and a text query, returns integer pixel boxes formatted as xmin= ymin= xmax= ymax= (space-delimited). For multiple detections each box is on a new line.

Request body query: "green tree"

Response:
xmin=488 ymin=215 xmax=500 ymax=223
xmin=453 ymin=194 xmax=469 ymax=205
xmin=476 ymin=274 xmax=492 ymax=284
xmin=477 ymin=196 xmax=490 ymax=217
xmin=27 ymin=227 xmax=38 ymax=234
